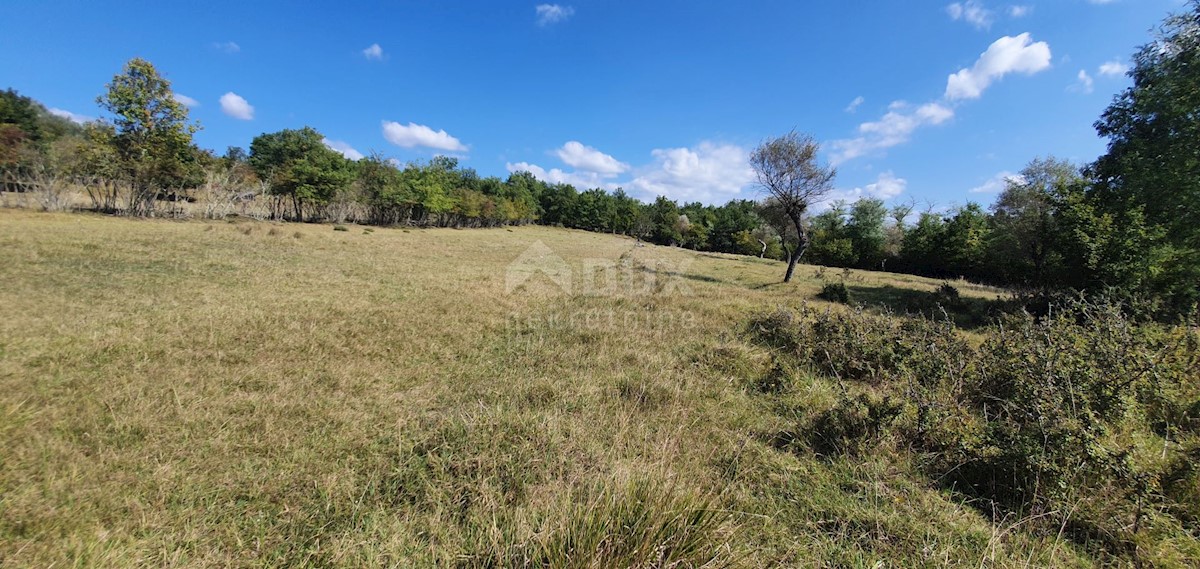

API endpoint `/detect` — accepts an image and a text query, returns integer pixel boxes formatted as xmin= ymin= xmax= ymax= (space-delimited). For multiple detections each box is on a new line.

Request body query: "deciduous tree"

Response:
xmin=750 ymin=131 xmax=836 ymax=282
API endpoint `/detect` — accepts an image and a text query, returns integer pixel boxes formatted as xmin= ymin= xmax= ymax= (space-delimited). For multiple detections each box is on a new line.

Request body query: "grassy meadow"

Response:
xmin=0 ymin=208 xmax=1139 ymax=567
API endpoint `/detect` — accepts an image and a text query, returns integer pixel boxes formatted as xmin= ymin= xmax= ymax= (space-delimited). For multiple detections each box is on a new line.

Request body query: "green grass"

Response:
xmin=0 ymin=209 xmax=1095 ymax=567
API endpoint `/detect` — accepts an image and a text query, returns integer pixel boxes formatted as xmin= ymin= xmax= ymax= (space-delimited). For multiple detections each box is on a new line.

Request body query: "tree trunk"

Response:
xmin=758 ymin=239 xmax=767 ymax=258
xmin=782 ymin=211 xmax=809 ymax=283
xmin=784 ymin=250 xmax=799 ymax=282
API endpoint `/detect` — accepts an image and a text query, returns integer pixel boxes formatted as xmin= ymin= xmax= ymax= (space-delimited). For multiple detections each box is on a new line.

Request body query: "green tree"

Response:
xmin=939 ymin=203 xmax=990 ymax=280
xmin=900 ymin=212 xmax=946 ymax=276
xmin=987 ymin=158 xmax=1078 ymax=287
xmin=249 ymin=126 xmax=352 ymax=220
xmin=98 ymin=58 xmax=201 ymax=214
xmin=649 ymin=195 xmax=682 ymax=245
xmin=847 ymin=198 xmax=888 ymax=269
xmin=1092 ymin=1 xmax=1200 ymax=316
xmin=807 ymin=202 xmax=854 ymax=267
xmin=357 ymin=153 xmax=412 ymax=224
xmin=749 ymin=131 xmax=836 ymax=282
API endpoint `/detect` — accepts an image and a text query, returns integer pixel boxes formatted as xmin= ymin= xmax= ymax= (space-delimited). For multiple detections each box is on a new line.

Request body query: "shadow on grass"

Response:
xmin=846 ymin=284 xmax=1009 ymax=330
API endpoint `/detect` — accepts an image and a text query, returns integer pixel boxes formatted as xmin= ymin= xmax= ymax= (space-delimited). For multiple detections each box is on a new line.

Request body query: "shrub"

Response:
xmin=931 ymin=282 xmax=964 ymax=310
xmin=818 ymin=282 xmax=850 ymax=304
xmin=333 ymin=224 xmax=348 ymax=232
xmin=745 ymin=300 xmax=1200 ymax=561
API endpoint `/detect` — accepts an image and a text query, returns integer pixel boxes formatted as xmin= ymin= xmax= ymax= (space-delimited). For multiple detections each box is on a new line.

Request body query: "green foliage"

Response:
xmin=747 ymin=301 xmax=1200 ymax=563
xmin=818 ymin=282 xmax=851 ymax=305
xmin=931 ymin=282 xmax=964 ymax=310
xmin=249 ymin=126 xmax=352 ymax=220
xmin=649 ymin=195 xmax=682 ymax=245
xmin=1090 ymin=2 xmax=1200 ymax=317
xmin=847 ymin=198 xmax=888 ymax=269
xmin=97 ymin=58 xmax=201 ymax=214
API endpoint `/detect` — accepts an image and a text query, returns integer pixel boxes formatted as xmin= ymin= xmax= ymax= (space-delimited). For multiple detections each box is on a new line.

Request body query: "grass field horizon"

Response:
xmin=0 ymin=208 xmax=1133 ymax=567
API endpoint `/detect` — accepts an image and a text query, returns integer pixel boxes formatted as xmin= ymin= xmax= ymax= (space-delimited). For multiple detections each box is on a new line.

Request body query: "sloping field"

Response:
xmin=1 ymin=210 xmax=1093 ymax=567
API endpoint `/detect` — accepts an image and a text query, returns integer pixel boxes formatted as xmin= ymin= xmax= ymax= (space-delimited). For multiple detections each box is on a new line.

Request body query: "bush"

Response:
xmin=745 ymin=300 xmax=1200 ymax=561
xmin=931 ymin=282 xmax=964 ymax=310
xmin=333 ymin=224 xmax=348 ymax=232
xmin=818 ymin=282 xmax=850 ymax=304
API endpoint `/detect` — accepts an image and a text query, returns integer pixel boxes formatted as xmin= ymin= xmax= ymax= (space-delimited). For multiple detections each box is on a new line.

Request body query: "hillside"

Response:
xmin=1 ymin=209 xmax=1193 ymax=567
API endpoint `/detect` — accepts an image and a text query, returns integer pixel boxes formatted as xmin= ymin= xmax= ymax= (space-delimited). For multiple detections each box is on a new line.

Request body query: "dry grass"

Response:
xmin=0 ymin=209 xmax=1089 ymax=567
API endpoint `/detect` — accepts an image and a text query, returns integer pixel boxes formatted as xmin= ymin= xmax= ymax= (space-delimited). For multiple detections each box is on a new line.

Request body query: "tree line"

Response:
xmin=1 ymin=3 xmax=1197 ymax=319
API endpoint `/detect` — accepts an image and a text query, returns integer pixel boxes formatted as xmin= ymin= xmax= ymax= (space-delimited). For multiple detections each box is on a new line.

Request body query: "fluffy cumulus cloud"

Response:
xmin=505 ymin=161 xmax=614 ymax=190
xmin=172 ymin=93 xmax=199 ymax=107
xmin=821 ymin=171 xmax=909 ymax=208
xmin=48 ymin=108 xmax=93 ymax=124
xmin=381 ymin=121 xmax=468 ymax=152
xmin=362 ymin=43 xmax=383 ymax=60
xmin=831 ymin=101 xmax=954 ymax=164
xmin=1099 ymin=60 xmax=1129 ymax=77
xmin=945 ymin=33 xmax=1052 ymax=100
xmin=969 ymin=170 xmax=1026 ymax=193
xmin=323 ymin=138 xmax=364 ymax=161
xmin=536 ymin=4 xmax=574 ymax=26
xmin=555 ymin=141 xmax=629 ymax=176
xmin=947 ymin=1 xmax=994 ymax=29
xmin=219 ymin=92 xmax=254 ymax=120
xmin=627 ymin=142 xmax=756 ymax=203
xmin=509 ymin=141 xmax=756 ymax=203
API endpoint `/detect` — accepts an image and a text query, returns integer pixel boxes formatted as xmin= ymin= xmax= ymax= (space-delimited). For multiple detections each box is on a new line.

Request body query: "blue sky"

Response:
xmin=0 ymin=0 xmax=1184 ymax=209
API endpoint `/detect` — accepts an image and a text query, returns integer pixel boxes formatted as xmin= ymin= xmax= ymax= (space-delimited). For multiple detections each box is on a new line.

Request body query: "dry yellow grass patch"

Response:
xmin=0 ymin=209 xmax=1086 ymax=567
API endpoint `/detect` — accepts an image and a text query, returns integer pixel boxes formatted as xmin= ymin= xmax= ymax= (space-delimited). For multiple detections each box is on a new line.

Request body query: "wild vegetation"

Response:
xmin=1 ymin=3 xmax=1199 ymax=568
xmin=1 ymin=210 xmax=1196 ymax=566
xmin=3 ymin=3 xmax=1199 ymax=320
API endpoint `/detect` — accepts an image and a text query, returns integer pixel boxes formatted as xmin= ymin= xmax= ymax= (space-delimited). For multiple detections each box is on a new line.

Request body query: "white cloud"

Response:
xmin=1073 ymin=69 xmax=1095 ymax=94
xmin=945 ymin=33 xmax=1052 ymax=100
xmin=323 ymin=138 xmax=364 ymax=161
xmin=969 ymin=170 xmax=1026 ymax=193
xmin=845 ymin=96 xmax=865 ymax=113
xmin=381 ymin=121 xmax=468 ymax=152
xmin=48 ymin=108 xmax=93 ymax=124
xmin=819 ymin=171 xmax=909 ymax=209
xmin=362 ymin=43 xmax=383 ymax=60
xmin=1098 ymin=60 xmax=1129 ymax=76
xmin=947 ymin=1 xmax=995 ymax=29
xmin=862 ymin=171 xmax=908 ymax=199
xmin=831 ymin=102 xmax=955 ymax=164
xmin=172 ymin=93 xmax=199 ymax=107
xmin=219 ymin=92 xmax=254 ymax=120
xmin=554 ymin=141 xmax=629 ymax=175
xmin=505 ymin=161 xmax=614 ymax=190
xmin=213 ymin=41 xmax=240 ymax=54
xmin=508 ymin=141 xmax=757 ymax=203
xmin=536 ymin=4 xmax=575 ymax=26
xmin=627 ymin=142 xmax=756 ymax=203
xmin=1009 ymin=5 xmax=1031 ymax=17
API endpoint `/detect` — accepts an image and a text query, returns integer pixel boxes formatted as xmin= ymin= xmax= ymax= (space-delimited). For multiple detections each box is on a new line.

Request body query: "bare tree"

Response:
xmin=749 ymin=131 xmax=836 ymax=282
